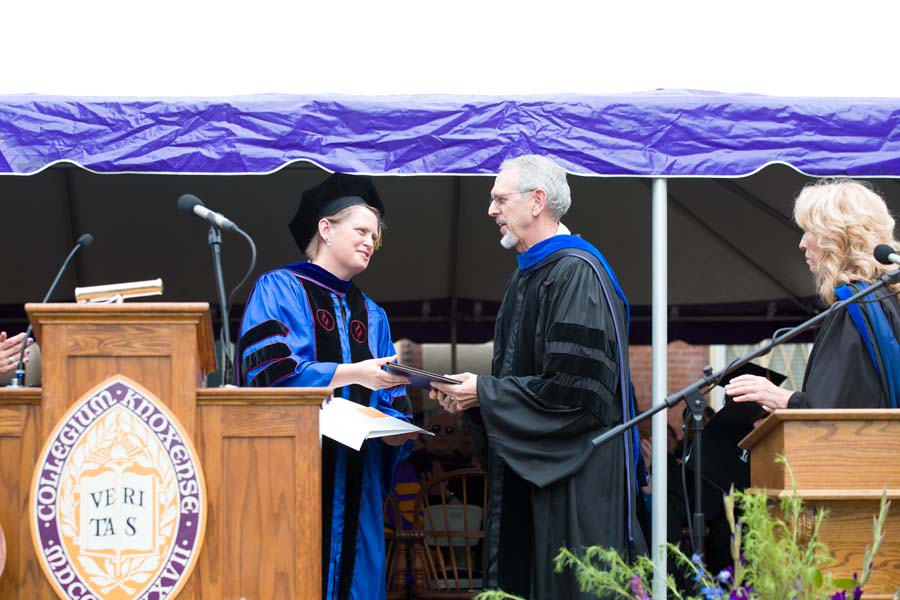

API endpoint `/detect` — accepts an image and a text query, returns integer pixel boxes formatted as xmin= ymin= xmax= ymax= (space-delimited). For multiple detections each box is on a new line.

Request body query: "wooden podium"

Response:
xmin=0 ymin=303 xmax=326 ymax=599
xmin=740 ymin=409 xmax=900 ymax=598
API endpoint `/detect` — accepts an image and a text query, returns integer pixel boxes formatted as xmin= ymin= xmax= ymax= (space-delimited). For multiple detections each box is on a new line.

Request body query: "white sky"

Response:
xmin=3 ymin=0 xmax=897 ymax=98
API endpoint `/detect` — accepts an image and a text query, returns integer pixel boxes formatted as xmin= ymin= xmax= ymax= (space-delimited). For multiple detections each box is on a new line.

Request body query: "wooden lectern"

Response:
xmin=0 ymin=303 xmax=327 ymax=599
xmin=740 ymin=409 xmax=900 ymax=599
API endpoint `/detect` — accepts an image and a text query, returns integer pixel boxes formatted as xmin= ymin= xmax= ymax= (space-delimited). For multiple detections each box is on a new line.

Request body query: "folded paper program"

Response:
xmin=319 ymin=396 xmax=431 ymax=451
xmin=75 ymin=279 xmax=163 ymax=303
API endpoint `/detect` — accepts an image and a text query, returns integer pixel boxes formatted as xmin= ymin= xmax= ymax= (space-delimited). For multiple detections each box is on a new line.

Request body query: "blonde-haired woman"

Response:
xmin=726 ymin=179 xmax=900 ymax=410
xmin=238 ymin=172 xmax=414 ymax=600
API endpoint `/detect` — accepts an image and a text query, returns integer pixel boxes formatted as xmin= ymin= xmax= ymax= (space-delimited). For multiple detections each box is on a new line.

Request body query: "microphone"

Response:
xmin=874 ymin=244 xmax=900 ymax=266
xmin=10 ymin=233 xmax=94 ymax=387
xmin=177 ymin=194 xmax=240 ymax=233
xmin=177 ymin=193 xmax=258 ymax=386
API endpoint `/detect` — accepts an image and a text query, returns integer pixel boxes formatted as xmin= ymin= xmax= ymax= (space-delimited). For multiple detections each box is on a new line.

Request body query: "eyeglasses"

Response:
xmin=489 ymin=188 xmax=536 ymax=208
xmin=430 ymin=424 xmax=456 ymax=435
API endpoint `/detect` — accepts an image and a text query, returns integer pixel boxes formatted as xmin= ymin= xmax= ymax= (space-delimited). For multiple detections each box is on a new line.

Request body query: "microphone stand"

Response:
xmin=10 ymin=327 xmax=34 ymax=388
xmin=180 ymin=194 xmax=256 ymax=387
xmin=592 ymin=267 xmax=900 ymax=558
xmin=10 ymin=235 xmax=92 ymax=387
xmin=209 ymin=224 xmax=233 ymax=387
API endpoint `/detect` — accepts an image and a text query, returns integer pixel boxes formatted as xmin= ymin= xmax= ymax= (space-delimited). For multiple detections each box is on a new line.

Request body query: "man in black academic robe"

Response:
xmin=432 ymin=155 xmax=645 ymax=599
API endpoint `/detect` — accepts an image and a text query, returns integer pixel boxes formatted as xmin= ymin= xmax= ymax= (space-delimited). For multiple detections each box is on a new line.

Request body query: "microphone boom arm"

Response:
xmin=593 ymin=267 xmax=900 ymax=446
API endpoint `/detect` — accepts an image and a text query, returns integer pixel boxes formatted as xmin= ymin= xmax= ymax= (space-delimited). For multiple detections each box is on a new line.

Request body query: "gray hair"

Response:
xmin=499 ymin=155 xmax=571 ymax=220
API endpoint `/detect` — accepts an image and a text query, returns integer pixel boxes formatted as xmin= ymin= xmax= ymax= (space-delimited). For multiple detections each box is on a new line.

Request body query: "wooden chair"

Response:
xmin=384 ymin=493 xmax=412 ymax=599
xmin=409 ymin=468 xmax=487 ymax=599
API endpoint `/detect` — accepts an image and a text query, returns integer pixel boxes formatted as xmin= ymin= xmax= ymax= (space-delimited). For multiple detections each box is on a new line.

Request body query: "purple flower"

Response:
xmin=691 ymin=553 xmax=710 ymax=581
xmin=830 ymin=588 xmax=863 ymax=600
xmin=716 ymin=567 xmax=733 ymax=584
xmin=700 ymin=585 xmax=725 ymax=599
xmin=728 ymin=585 xmax=753 ymax=600
xmin=629 ymin=575 xmax=650 ymax=600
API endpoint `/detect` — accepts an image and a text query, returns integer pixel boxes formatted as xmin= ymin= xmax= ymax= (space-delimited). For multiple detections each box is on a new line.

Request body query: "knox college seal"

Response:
xmin=30 ymin=375 xmax=206 ymax=600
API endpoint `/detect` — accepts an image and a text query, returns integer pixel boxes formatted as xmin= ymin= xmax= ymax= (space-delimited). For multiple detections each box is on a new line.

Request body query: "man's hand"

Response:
xmin=430 ymin=372 xmax=479 ymax=413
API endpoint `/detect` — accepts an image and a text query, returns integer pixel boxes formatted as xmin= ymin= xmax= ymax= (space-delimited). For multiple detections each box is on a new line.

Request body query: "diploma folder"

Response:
xmin=319 ymin=396 xmax=432 ymax=451
xmin=383 ymin=363 xmax=462 ymax=390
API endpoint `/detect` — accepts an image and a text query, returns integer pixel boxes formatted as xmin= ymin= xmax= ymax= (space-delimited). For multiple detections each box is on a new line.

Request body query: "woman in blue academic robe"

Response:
xmin=238 ymin=173 xmax=414 ymax=600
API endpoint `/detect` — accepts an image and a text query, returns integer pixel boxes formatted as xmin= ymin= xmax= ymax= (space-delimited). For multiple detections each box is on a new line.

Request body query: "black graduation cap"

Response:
xmin=718 ymin=361 xmax=787 ymax=390
xmin=288 ymin=172 xmax=385 ymax=253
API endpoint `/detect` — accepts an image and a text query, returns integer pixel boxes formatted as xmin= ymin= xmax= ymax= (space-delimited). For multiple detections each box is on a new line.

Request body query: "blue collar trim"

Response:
xmin=835 ymin=282 xmax=900 ymax=408
xmin=518 ymin=235 xmax=630 ymax=315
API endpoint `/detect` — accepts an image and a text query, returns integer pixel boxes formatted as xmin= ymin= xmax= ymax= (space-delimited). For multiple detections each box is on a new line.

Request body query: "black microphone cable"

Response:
xmin=177 ymin=195 xmax=257 ymax=386
xmin=11 ymin=233 xmax=93 ymax=387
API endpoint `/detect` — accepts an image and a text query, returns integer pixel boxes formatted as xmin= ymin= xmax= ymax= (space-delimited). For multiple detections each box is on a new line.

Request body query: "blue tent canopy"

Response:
xmin=1 ymin=91 xmax=898 ymax=345
xmin=3 ymin=91 xmax=900 ymax=177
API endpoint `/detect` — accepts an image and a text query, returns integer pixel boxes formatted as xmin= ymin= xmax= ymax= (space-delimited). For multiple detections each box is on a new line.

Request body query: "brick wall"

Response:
xmin=630 ymin=341 xmax=711 ymax=442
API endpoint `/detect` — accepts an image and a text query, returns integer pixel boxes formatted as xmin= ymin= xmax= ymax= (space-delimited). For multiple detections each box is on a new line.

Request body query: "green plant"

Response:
xmin=475 ymin=457 xmax=893 ymax=600
xmin=732 ymin=458 xmax=834 ymax=599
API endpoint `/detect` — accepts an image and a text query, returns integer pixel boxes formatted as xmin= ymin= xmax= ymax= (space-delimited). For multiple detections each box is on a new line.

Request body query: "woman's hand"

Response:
xmin=724 ymin=374 xmax=794 ymax=412
xmin=430 ymin=372 xmax=479 ymax=413
xmin=381 ymin=432 xmax=418 ymax=446
xmin=331 ymin=355 xmax=410 ymax=390
xmin=0 ymin=332 xmax=31 ymax=376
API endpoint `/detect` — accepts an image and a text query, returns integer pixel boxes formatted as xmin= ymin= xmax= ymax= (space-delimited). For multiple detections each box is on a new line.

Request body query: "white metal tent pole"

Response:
xmin=651 ymin=177 xmax=668 ymax=599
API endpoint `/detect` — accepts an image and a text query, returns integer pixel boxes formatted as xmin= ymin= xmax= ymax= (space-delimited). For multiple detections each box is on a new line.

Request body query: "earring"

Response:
xmin=325 ymin=238 xmax=332 ymax=246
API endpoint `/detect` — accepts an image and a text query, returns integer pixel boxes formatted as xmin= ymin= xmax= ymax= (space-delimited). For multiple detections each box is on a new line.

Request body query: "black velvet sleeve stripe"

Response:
xmin=547 ymin=322 xmax=617 ymax=361
xmin=605 ymin=338 xmax=617 ymax=362
xmin=240 ymin=319 xmax=289 ymax=349
xmin=545 ymin=352 xmax=618 ymax=396
xmin=247 ymin=357 xmax=298 ymax=387
xmin=545 ymin=339 xmax=617 ymax=374
xmin=528 ymin=379 xmax=612 ymax=424
xmin=242 ymin=342 xmax=292 ymax=375
xmin=548 ymin=322 xmax=606 ymax=349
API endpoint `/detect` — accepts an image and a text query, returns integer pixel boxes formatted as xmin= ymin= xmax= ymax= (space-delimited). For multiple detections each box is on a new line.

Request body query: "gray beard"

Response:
xmin=500 ymin=231 xmax=519 ymax=250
